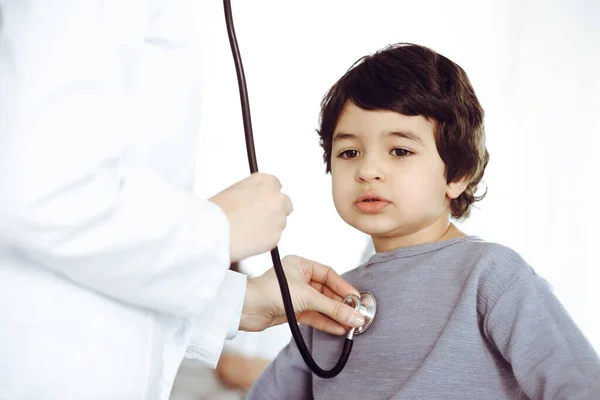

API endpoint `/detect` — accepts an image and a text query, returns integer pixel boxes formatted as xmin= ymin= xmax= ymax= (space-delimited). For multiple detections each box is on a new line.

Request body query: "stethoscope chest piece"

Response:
xmin=344 ymin=291 xmax=377 ymax=339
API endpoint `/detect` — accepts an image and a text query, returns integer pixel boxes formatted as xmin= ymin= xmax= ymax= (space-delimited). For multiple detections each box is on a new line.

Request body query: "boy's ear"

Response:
xmin=446 ymin=177 xmax=469 ymax=200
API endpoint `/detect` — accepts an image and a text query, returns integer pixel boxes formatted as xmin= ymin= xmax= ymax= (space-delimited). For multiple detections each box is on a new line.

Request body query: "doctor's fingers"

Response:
xmin=297 ymin=310 xmax=347 ymax=336
xmin=252 ymin=173 xmax=292 ymax=214
xmin=309 ymin=282 xmax=343 ymax=302
xmin=308 ymin=285 xmax=355 ymax=332
xmin=251 ymin=172 xmax=282 ymax=189
xmin=301 ymin=258 xmax=359 ymax=300
xmin=304 ymin=290 xmax=364 ymax=330
xmin=280 ymin=192 xmax=293 ymax=216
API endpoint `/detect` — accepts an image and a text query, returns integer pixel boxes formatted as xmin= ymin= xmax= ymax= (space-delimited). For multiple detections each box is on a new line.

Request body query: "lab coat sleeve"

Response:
xmin=185 ymin=270 xmax=247 ymax=366
xmin=246 ymin=325 xmax=313 ymax=400
xmin=484 ymin=275 xmax=600 ymax=398
xmin=0 ymin=2 xmax=234 ymax=318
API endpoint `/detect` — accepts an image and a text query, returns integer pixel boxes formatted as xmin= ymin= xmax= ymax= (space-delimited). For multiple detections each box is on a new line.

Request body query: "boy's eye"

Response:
xmin=391 ymin=148 xmax=412 ymax=157
xmin=338 ymin=149 xmax=360 ymax=159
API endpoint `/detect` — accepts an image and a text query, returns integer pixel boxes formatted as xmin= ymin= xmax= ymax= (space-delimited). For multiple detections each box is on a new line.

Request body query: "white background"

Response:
xmin=192 ymin=0 xmax=600 ymax=351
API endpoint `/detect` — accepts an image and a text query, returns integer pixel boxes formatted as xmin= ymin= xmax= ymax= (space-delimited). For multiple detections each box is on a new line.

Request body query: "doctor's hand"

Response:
xmin=209 ymin=172 xmax=293 ymax=263
xmin=239 ymin=255 xmax=365 ymax=335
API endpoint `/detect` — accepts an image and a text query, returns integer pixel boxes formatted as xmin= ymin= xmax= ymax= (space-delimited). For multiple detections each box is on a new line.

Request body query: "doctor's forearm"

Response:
xmin=2 ymin=163 xmax=233 ymax=317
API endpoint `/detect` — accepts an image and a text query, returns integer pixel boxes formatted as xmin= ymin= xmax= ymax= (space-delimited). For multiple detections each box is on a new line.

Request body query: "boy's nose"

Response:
xmin=356 ymin=159 xmax=384 ymax=182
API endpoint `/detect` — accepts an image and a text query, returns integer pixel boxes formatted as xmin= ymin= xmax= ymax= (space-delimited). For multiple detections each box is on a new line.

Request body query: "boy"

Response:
xmin=246 ymin=43 xmax=600 ymax=399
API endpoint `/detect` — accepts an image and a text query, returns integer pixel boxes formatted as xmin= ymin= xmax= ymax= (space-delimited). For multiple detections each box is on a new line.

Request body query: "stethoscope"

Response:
xmin=222 ymin=0 xmax=377 ymax=378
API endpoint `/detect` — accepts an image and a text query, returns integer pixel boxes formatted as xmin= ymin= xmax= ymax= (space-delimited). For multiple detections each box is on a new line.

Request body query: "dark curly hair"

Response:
xmin=317 ymin=43 xmax=489 ymax=219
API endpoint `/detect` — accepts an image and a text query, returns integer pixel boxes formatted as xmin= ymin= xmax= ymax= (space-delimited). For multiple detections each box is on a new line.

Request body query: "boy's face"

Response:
xmin=330 ymin=102 xmax=465 ymax=250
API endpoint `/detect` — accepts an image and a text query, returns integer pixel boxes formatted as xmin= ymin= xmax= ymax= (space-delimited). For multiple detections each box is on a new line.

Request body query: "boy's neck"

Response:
xmin=372 ymin=219 xmax=466 ymax=253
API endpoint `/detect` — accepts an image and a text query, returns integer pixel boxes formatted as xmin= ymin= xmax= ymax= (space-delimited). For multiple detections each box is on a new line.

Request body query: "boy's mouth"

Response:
xmin=355 ymin=193 xmax=390 ymax=213
xmin=355 ymin=193 xmax=389 ymax=203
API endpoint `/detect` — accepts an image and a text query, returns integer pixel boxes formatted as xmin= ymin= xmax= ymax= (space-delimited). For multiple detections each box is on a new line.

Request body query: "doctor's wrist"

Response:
xmin=239 ymin=276 xmax=276 ymax=332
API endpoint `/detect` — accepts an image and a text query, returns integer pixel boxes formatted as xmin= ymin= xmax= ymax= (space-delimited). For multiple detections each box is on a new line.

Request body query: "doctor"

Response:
xmin=0 ymin=2 xmax=364 ymax=399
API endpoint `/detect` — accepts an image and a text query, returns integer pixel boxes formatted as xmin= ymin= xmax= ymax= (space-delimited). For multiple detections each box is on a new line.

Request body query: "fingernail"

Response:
xmin=348 ymin=314 xmax=365 ymax=328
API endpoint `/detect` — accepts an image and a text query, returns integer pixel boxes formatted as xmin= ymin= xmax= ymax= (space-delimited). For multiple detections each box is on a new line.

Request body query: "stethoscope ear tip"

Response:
xmin=344 ymin=291 xmax=377 ymax=339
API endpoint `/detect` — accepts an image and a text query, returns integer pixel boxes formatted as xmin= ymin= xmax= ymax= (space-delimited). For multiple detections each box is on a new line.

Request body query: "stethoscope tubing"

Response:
xmin=222 ymin=0 xmax=353 ymax=378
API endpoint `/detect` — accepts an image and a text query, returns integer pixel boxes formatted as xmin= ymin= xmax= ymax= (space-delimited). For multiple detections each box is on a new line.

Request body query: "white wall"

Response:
xmin=193 ymin=0 xmax=599 ymax=350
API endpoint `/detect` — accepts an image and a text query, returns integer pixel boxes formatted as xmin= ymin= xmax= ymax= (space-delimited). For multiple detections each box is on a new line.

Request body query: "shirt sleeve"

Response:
xmin=246 ymin=324 xmax=313 ymax=400
xmin=0 ymin=2 xmax=235 ymax=318
xmin=484 ymin=275 xmax=600 ymax=399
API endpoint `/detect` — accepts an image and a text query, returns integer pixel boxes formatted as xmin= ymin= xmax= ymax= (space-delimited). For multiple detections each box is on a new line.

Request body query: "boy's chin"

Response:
xmin=349 ymin=219 xmax=403 ymax=237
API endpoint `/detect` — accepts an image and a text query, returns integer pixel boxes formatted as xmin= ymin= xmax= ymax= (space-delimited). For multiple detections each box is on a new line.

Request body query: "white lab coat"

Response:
xmin=0 ymin=1 xmax=246 ymax=398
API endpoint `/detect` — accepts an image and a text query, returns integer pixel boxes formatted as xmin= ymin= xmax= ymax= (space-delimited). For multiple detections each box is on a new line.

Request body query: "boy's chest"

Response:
xmin=308 ymin=266 xmax=515 ymax=399
xmin=310 ymin=282 xmax=461 ymax=391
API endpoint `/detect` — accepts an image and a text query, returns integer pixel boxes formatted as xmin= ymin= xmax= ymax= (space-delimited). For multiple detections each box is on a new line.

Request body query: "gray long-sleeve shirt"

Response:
xmin=247 ymin=236 xmax=600 ymax=399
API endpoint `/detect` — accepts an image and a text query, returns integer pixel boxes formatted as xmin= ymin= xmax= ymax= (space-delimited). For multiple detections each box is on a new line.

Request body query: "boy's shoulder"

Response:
xmin=449 ymin=237 xmax=543 ymax=311
xmin=456 ymin=237 xmax=536 ymax=281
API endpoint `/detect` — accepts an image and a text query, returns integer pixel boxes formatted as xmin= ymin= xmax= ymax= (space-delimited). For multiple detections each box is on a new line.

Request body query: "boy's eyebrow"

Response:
xmin=332 ymin=131 xmax=426 ymax=145
xmin=386 ymin=131 xmax=425 ymax=145
xmin=332 ymin=132 xmax=358 ymax=143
